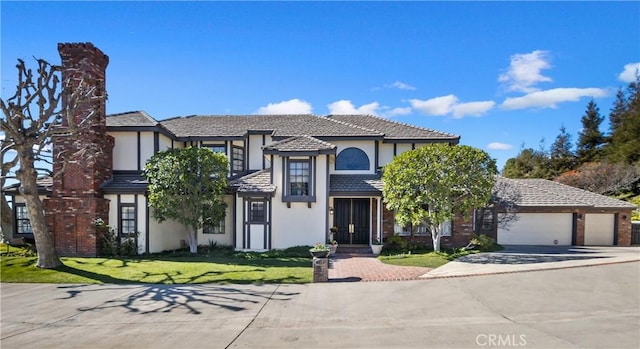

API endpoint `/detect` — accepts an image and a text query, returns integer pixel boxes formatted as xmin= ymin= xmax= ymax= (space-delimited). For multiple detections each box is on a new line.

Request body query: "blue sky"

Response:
xmin=2 ymin=1 xmax=639 ymax=169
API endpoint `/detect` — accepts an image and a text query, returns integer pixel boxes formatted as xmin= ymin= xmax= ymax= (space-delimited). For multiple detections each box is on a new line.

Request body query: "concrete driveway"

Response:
xmin=423 ymin=245 xmax=640 ymax=278
xmin=2 ymin=261 xmax=639 ymax=349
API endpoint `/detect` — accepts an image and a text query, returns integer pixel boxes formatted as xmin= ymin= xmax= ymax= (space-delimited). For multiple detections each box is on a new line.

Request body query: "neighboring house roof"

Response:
xmin=327 ymin=114 xmax=459 ymax=142
xmin=99 ymin=172 xmax=148 ymax=194
xmin=497 ymin=177 xmax=637 ymax=209
xmin=229 ymin=169 xmax=276 ymax=196
xmin=262 ymin=135 xmax=337 ymax=155
xmin=2 ymin=176 xmax=53 ymax=195
xmin=329 ymin=174 xmax=383 ymax=195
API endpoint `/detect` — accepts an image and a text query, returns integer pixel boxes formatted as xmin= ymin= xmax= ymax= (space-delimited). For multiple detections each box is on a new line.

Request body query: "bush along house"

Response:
xmin=3 ymin=42 xmax=636 ymax=256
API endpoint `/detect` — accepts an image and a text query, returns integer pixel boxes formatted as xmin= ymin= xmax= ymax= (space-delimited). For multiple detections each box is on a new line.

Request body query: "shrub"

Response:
xmin=98 ymin=229 xmax=139 ymax=257
xmin=469 ymin=233 xmax=495 ymax=251
xmin=385 ymin=235 xmax=408 ymax=250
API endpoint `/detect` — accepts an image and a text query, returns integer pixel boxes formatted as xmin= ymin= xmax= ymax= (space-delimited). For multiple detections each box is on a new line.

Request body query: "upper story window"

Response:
xmin=206 ymin=144 xmax=226 ymax=155
xmin=232 ymin=146 xmax=244 ymax=175
xmin=335 ymin=147 xmax=370 ymax=170
xmin=15 ymin=204 xmax=32 ymax=235
xmin=283 ymin=158 xmax=315 ymax=203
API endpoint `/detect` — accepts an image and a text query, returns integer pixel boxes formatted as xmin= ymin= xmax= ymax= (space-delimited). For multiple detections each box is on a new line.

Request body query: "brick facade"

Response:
xmin=381 ymin=204 xmax=473 ymax=248
xmin=44 ymin=43 xmax=114 ymax=257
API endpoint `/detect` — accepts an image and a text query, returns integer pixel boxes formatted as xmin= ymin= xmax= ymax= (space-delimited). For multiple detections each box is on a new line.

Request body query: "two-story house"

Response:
xmin=97 ymin=111 xmax=460 ymax=254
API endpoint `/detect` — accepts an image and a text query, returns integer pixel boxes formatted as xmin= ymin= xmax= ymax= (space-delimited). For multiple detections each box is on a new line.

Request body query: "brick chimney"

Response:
xmin=45 ymin=43 xmax=114 ymax=257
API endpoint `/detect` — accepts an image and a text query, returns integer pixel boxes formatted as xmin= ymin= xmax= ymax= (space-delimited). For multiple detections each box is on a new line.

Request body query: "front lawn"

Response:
xmin=378 ymin=252 xmax=451 ymax=268
xmin=0 ymin=245 xmax=313 ymax=284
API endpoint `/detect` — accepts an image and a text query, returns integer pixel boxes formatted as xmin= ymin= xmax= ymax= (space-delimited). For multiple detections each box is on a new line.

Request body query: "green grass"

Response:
xmin=1 ymin=250 xmax=313 ymax=284
xmin=378 ymin=252 xmax=451 ymax=268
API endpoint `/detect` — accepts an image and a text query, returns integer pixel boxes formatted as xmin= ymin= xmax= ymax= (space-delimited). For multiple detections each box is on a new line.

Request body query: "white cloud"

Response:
xmin=386 ymin=81 xmax=416 ymax=90
xmin=410 ymin=95 xmax=495 ymax=118
xmin=452 ymin=101 xmax=496 ymax=118
xmin=383 ymin=107 xmax=412 ymax=118
xmin=327 ymin=100 xmax=380 ymax=115
xmin=256 ymin=99 xmax=313 ymax=114
xmin=618 ymin=62 xmax=640 ymax=83
xmin=409 ymin=95 xmax=458 ymax=116
xmin=501 ymin=87 xmax=608 ymax=110
xmin=499 ymin=50 xmax=552 ymax=93
xmin=487 ymin=142 xmax=513 ymax=150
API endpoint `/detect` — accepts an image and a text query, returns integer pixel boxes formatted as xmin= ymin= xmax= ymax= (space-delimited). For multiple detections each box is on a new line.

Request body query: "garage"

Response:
xmin=498 ymin=213 xmax=573 ymax=246
xmin=584 ymin=214 xmax=615 ymax=245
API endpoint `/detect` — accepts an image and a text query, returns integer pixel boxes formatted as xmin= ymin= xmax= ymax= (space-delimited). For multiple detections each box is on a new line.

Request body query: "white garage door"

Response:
xmin=498 ymin=213 xmax=573 ymax=245
xmin=584 ymin=214 xmax=615 ymax=246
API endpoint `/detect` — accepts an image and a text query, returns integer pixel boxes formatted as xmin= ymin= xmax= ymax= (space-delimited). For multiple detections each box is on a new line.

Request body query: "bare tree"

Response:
xmin=1 ymin=137 xmax=18 ymax=238
xmin=490 ymin=177 xmax=521 ymax=230
xmin=1 ymin=58 xmax=102 ymax=268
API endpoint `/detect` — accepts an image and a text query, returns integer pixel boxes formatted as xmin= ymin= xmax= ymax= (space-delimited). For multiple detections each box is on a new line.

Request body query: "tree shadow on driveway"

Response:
xmin=457 ymin=246 xmax=611 ymax=265
xmin=54 ymin=268 xmax=300 ymax=315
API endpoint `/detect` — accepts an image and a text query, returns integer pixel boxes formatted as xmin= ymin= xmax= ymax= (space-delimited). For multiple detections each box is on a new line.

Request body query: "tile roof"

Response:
xmin=327 ymin=114 xmax=459 ymax=141
xmin=262 ymin=135 xmax=336 ymax=154
xmin=229 ymin=169 xmax=276 ymax=194
xmin=497 ymin=177 xmax=637 ymax=209
xmin=106 ymin=111 xmax=159 ymax=127
xmin=2 ymin=176 xmax=52 ymax=194
xmin=99 ymin=172 xmax=148 ymax=193
xmin=329 ymin=174 xmax=383 ymax=194
xmin=160 ymin=114 xmax=384 ymax=139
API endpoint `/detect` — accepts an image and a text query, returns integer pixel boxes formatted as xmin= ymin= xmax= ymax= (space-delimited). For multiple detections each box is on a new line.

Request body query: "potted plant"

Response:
xmin=329 ymin=226 xmax=338 ymax=241
xmin=309 ymin=243 xmax=330 ymax=258
xmin=370 ymin=238 xmax=383 ymax=256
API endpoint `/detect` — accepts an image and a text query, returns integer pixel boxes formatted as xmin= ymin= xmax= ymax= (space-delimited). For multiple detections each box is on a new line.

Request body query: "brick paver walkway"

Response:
xmin=328 ymin=253 xmax=432 ymax=282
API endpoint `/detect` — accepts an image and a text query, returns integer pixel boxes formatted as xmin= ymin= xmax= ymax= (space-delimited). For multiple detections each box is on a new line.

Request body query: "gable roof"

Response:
xmin=262 ymin=135 xmax=337 ymax=155
xmin=160 ymin=114 xmax=384 ymax=140
xmin=99 ymin=172 xmax=148 ymax=194
xmin=327 ymin=114 xmax=459 ymax=142
xmin=329 ymin=174 xmax=383 ymax=195
xmin=497 ymin=177 xmax=637 ymax=209
xmin=2 ymin=176 xmax=53 ymax=195
xmin=106 ymin=111 xmax=160 ymax=127
xmin=228 ymin=169 xmax=276 ymax=196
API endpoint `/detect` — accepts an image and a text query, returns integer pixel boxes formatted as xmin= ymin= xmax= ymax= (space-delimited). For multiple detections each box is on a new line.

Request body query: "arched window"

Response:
xmin=335 ymin=147 xmax=370 ymax=170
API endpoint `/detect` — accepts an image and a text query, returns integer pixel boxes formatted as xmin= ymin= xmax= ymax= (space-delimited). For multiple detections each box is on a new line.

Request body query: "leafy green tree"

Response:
xmin=382 ymin=144 xmax=497 ymax=252
xmin=549 ymin=125 xmax=576 ymax=176
xmin=143 ymin=147 xmax=228 ymax=253
xmin=501 ymin=142 xmax=551 ymax=179
xmin=576 ymin=100 xmax=605 ymax=163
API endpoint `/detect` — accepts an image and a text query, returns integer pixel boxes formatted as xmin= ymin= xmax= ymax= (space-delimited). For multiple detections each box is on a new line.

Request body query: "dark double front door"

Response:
xmin=334 ymin=198 xmax=369 ymax=244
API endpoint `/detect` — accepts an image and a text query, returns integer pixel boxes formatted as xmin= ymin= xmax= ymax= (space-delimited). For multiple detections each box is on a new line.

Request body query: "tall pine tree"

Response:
xmin=608 ymin=74 xmax=640 ymax=164
xmin=576 ymin=100 xmax=605 ymax=163
xmin=549 ymin=124 xmax=576 ymax=176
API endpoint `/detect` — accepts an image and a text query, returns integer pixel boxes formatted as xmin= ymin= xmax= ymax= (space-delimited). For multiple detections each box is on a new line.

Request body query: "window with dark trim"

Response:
xmin=336 ymin=147 xmax=370 ymax=170
xmin=474 ymin=208 xmax=494 ymax=231
xmin=232 ymin=146 xmax=244 ymax=175
xmin=249 ymin=201 xmax=266 ymax=223
xmin=289 ymin=160 xmax=310 ymax=196
xmin=120 ymin=204 xmax=137 ymax=236
xmin=203 ymin=219 xmax=225 ymax=234
xmin=15 ymin=204 xmax=32 ymax=234
xmin=206 ymin=144 xmax=226 ymax=155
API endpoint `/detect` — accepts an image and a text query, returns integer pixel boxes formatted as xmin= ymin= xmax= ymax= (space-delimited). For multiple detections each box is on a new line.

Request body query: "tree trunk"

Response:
xmin=431 ymin=231 xmax=441 ymax=252
xmin=187 ymin=226 xmax=198 ymax=254
xmin=15 ymin=146 xmax=62 ymax=268
xmin=1 ymin=194 xmax=13 ymax=239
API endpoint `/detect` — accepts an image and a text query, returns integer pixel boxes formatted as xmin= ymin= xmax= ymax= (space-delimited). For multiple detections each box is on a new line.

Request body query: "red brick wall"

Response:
xmin=44 ymin=43 xmax=114 ymax=257
xmin=381 ymin=204 xmax=472 ymax=249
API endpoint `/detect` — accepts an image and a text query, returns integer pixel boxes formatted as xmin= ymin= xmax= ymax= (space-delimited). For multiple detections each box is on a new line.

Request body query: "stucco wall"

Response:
xmin=196 ymin=195 xmax=234 ymax=247
xmin=110 ymin=132 xmax=137 ymax=170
